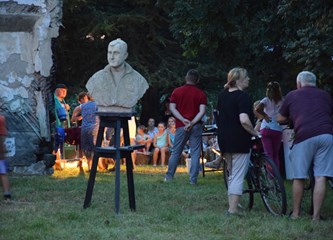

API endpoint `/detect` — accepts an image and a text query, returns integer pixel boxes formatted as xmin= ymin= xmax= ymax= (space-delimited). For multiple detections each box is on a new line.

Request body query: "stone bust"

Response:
xmin=86 ymin=38 xmax=149 ymax=112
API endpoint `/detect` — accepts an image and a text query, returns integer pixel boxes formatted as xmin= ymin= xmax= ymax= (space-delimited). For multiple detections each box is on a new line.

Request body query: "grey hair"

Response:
xmin=108 ymin=38 xmax=128 ymax=52
xmin=296 ymin=71 xmax=316 ymax=87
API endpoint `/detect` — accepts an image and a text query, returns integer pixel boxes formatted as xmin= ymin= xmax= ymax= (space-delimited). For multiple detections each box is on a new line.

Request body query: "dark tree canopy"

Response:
xmin=164 ymin=0 xmax=333 ymax=96
xmin=54 ymin=0 xmax=333 ymax=123
xmin=54 ymin=0 xmax=192 ymax=123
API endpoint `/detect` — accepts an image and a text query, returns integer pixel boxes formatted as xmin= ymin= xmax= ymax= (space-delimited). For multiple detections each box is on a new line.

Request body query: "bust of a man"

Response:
xmin=86 ymin=38 xmax=149 ymax=112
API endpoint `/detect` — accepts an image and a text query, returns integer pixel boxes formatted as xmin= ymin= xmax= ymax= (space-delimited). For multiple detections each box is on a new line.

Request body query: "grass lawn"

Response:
xmin=1 ymin=164 xmax=332 ymax=240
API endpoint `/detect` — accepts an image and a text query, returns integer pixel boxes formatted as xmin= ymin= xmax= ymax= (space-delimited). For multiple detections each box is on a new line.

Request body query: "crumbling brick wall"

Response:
xmin=0 ymin=0 xmax=62 ymax=167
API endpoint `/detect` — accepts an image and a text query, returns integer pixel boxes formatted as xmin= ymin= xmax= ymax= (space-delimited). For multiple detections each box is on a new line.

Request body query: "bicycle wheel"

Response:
xmin=258 ymin=155 xmax=287 ymax=215
xmin=223 ymin=159 xmax=254 ymax=210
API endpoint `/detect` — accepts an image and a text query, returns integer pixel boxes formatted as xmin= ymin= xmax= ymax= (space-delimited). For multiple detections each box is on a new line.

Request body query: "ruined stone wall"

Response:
xmin=0 ymin=0 xmax=62 ymax=167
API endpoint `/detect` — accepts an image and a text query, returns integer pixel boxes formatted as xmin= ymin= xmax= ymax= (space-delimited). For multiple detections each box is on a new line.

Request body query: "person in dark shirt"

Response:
xmin=278 ymin=71 xmax=333 ymax=221
xmin=217 ymin=67 xmax=259 ymax=215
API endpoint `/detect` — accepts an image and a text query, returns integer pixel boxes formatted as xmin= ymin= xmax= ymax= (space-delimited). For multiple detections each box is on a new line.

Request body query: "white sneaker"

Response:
xmin=164 ymin=177 xmax=172 ymax=182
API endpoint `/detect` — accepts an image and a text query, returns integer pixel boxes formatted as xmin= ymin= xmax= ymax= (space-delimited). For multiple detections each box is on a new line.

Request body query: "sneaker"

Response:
xmin=164 ymin=177 xmax=172 ymax=182
xmin=205 ymin=159 xmax=221 ymax=169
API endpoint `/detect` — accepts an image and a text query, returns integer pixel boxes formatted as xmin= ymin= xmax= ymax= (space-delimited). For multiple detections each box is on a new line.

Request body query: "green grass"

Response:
xmin=1 ymin=165 xmax=332 ymax=240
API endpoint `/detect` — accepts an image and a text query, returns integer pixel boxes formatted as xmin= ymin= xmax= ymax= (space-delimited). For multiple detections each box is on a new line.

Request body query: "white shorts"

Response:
xmin=224 ymin=152 xmax=251 ymax=195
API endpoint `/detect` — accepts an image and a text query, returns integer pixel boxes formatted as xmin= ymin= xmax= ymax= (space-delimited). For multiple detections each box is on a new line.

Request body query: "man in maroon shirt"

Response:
xmin=165 ymin=69 xmax=207 ymax=184
xmin=278 ymin=71 xmax=333 ymax=221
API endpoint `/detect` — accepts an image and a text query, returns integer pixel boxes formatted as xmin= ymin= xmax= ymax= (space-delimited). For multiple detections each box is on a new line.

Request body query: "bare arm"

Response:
xmin=170 ymin=102 xmax=206 ymax=131
xmin=255 ymin=102 xmax=270 ymax=122
xmin=254 ymin=119 xmax=262 ymax=132
xmin=239 ymin=113 xmax=259 ymax=136
xmin=184 ymin=104 xmax=206 ymax=131
xmin=153 ymin=135 xmax=157 ymax=147
xmin=277 ymin=113 xmax=288 ymax=124
xmin=167 ymin=133 xmax=172 ymax=147
xmin=165 ymin=133 xmax=170 ymax=148
xmin=71 ymin=105 xmax=82 ymax=122
xmin=135 ymin=135 xmax=143 ymax=145
xmin=146 ymin=135 xmax=153 ymax=144
xmin=190 ymin=104 xmax=206 ymax=125
xmin=169 ymin=103 xmax=190 ymax=125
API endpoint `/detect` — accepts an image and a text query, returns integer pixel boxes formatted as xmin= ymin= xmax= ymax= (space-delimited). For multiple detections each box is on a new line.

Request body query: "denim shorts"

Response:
xmin=290 ymin=134 xmax=333 ymax=178
xmin=0 ymin=160 xmax=8 ymax=174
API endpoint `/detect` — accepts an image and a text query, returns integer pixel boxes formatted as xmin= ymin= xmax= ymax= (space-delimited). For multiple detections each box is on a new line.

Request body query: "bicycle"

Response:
xmin=222 ymin=137 xmax=287 ymax=215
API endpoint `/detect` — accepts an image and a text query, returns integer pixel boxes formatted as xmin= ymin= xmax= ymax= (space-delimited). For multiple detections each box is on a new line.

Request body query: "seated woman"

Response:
xmin=135 ymin=125 xmax=152 ymax=154
xmin=152 ymin=122 xmax=169 ymax=166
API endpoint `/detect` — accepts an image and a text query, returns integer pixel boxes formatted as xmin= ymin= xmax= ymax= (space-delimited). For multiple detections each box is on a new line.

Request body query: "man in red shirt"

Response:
xmin=164 ymin=69 xmax=207 ymax=184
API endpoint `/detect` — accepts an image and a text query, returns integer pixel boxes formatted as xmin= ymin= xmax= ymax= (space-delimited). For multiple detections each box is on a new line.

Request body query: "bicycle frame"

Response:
xmin=223 ymin=137 xmax=287 ymax=215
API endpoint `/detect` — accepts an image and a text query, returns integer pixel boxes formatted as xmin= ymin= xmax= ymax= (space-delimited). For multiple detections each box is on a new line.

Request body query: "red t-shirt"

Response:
xmin=170 ymin=84 xmax=207 ymax=128
xmin=0 ymin=115 xmax=7 ymax=136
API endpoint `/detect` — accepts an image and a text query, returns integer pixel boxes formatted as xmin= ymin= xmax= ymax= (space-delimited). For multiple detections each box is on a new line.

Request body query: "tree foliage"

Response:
xmin=163 ymin=0 xmax=333 ymax=96
xmin=164 ymin=1 xmax=284 ymax=96
xmin=54 ymin=0 xmax=192 ymax=92
xmin=54 ymin=0 xmax=192 ymax=122
xmin=54 ymin=0 xmax=333 ymax=122
xmin=277 ymin=0 xmax=333 ymax=90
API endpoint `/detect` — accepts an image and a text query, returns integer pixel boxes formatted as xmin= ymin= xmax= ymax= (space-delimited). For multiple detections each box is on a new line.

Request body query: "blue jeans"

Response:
xmin=165 ymin=124 xmax=203 ymax=183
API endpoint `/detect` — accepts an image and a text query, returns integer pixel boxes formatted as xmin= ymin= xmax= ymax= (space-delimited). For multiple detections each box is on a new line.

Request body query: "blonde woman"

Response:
xmin=216 ymin=67 xmax=259 ymax=215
